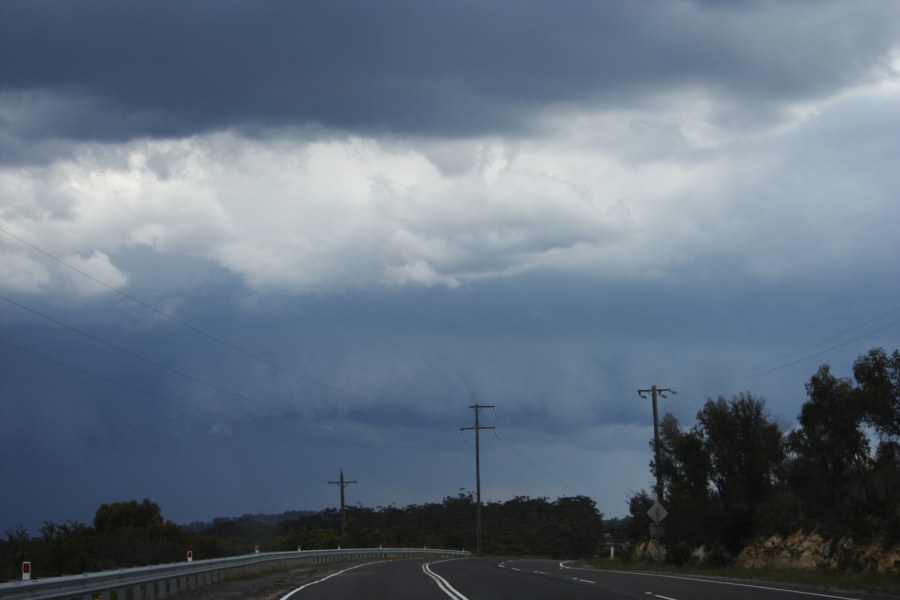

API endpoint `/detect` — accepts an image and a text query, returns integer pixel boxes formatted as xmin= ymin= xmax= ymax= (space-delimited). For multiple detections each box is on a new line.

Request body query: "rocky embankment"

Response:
xmin=738 ymin=531 xmax=900 ymax=573
xmin=634 ymin=532 xmax=900 ymax=573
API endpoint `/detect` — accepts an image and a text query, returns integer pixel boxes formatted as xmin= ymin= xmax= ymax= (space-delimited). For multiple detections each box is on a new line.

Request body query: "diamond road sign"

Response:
xmin=647 ymin=501 xmax=668 ymax=524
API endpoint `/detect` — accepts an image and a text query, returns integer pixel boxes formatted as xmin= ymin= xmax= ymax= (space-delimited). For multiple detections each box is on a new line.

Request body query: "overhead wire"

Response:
xmin=0 ymin=225 xmax=443 ymax=419
xmin=667 ymin=304 xmax=900 ymax=412
xmin=0 ymin=294 xmax=453 ymax=448
xmin=494 ymin=419 xmax=632 ymax=512
xmin=724 ymin=305 xmax=900 ymax=383
xmin=0 ymin=336 xmax=436 ymax=450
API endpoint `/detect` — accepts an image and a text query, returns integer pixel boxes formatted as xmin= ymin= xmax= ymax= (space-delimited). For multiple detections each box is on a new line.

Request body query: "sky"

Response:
xmin=1 ymin=0 xmax=899 ymax=535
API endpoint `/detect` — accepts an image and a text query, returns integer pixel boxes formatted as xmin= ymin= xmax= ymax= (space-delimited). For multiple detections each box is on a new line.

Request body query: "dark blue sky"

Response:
xmin=1 ymin=0 xmax=899 ymax=533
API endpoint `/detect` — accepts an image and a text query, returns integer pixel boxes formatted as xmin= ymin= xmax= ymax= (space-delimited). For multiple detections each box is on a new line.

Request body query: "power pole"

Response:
xmin=328 ymin=468 xmax=357 ymax=538
xmin=460 ymin=404 xmax=495 ymax=554
xmin=638 ymin=385 xmax=674 ymax=564
xmin=637 ymin=385 xmax=675 ymax=502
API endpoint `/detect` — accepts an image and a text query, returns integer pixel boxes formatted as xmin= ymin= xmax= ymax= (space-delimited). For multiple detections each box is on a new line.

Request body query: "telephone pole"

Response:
xmin=461 ymin=404 xmax=495 ymax=554
xmin=637 ymin=385 xmax=675 ymax=502
xmin=328 ymin=468 xmax=357 ymax=538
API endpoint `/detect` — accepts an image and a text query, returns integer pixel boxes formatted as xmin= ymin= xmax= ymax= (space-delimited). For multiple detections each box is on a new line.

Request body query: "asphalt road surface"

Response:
xmin=278 ymin=557 xmax=895 ymax=600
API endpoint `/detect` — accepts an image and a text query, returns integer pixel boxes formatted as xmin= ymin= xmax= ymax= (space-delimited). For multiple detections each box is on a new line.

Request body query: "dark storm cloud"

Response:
xmin=2 ymin=0 xmax=896 ymax=143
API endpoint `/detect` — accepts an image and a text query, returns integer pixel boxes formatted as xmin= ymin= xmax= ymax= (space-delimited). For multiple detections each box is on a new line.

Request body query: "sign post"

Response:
xmin=647 ymin=501 xmax=668 ymax=563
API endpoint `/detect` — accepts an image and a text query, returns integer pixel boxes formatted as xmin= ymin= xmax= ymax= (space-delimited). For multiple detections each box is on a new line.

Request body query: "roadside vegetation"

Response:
xmin=618 ymin=347 xmax=898 ymax=580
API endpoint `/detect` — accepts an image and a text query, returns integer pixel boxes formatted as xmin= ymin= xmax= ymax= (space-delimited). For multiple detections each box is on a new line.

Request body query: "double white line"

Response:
xmin=422 ymin=560 xmax=471 ymax=600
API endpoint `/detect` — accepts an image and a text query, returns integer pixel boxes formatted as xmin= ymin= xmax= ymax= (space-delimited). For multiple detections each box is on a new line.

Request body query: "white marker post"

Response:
xmin=187 ymin=550 xmax=193 ymax=562
xmin=22 ymin=561 xmax=31 ymax=581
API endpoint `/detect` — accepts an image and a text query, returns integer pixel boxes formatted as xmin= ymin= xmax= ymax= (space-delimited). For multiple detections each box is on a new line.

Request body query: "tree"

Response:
xmin=649 ymin=414 xmax=714 ymax=548
xmin=697 ymin=393 xmax=784 ymax=516
xmin=1 ymin=525 xmax=31 ymax=580
xmin=787 ymin=365 xmax=869 ymax=528
xmin=852 ymin=348 xmax=900 ymax=536
xmin=625 ymin=490 xmax=654 ymax=544
xmin=94 ymin=499 xmax=164 ymax=532
xmin=554 ymin=496 xmax=603 ymax=558
xmin=37 ymin=520 xmax=93 ymax=575
xmin=853 ymin=348 xmax=900 ymax=444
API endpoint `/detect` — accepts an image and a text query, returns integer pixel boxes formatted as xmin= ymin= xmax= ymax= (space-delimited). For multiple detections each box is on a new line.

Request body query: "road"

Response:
xmin=278 ymin=557 xmax=895 ymax=600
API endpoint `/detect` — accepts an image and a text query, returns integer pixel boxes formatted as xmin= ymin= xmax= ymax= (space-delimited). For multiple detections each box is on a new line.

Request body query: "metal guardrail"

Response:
xmin=0 ymin=547 xmax=470 ymax=600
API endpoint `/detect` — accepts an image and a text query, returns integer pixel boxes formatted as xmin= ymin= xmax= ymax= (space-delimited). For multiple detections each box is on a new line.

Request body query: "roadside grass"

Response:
xmin=586 ymin=557 xmax=899 ymax=595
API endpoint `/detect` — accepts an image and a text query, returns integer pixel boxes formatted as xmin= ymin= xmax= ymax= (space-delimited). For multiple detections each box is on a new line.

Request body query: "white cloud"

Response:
xmin=1 ymin=68 xmax=898 ymax=299
xmin=0 ymin=251 xmax=51 ymax=293
xmin=61 ymin=251 xmax=128 ymax=297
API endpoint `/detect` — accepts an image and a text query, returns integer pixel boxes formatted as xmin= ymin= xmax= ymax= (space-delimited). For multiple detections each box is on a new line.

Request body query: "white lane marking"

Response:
xmin=574 ymin=578 xmax=597 ymax=584
xmin=653 ymin=595 xmax=678 ymax=600
xmin=534 ymin=570 xmax=548 ymax=575
xmin=558 ymin=564 xmax=863 ymax=600
xmin=423 ymin=560 xmax=471 ymax=600
xmin=278 ymin=561 xmax=381 ymax=600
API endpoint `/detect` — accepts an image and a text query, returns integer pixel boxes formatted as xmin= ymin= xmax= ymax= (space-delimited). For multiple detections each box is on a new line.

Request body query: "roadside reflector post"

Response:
xmin=187 ymin=550 xmax=193 ymax=562
xmin=22 ymin=561 xmax=31 ymax=581
xmin=255 ymin=545 xmax=259 ymax=554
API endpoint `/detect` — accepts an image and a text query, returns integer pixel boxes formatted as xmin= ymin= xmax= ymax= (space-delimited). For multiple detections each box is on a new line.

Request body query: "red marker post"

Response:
xmin=22 ymin=561 xmax=31 ymax=581
xmin=187 ymin=550 xmax=193 ymax=562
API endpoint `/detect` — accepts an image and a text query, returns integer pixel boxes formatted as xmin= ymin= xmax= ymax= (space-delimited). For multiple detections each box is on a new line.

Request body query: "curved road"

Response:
xmin=280 ymin=557 xmax=894 ymax=600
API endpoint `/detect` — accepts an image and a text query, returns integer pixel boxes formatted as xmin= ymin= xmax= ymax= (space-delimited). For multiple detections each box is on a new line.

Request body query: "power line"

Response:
xmin=730 ymin=318 xmax=900 ymax=383
xmin=0 ymin=336 xmax=425 ymax=449
xmin=0 ymin=225 xmax=440 ymax=419
xmin=0 ymin=294 xmax=453 ymax=448
xmin=493 ymin=424 xmax=625 ymax=511
xmin=682 ymin=305 xmax=900 ymax=403
xmin=727 ymin=305 xmax=900 ymax=382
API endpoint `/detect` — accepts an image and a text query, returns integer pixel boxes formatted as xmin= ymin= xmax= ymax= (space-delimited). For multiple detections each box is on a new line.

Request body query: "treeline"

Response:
xmin=1 ymin=494 xmax=603 ymax=580
xmin=0 ymin=499 xmax=247 ymax=580
xmin=626 ymin=347 xmax=899 ymax=564
xmin=273 ymin=493 xmax=602 ymax=558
